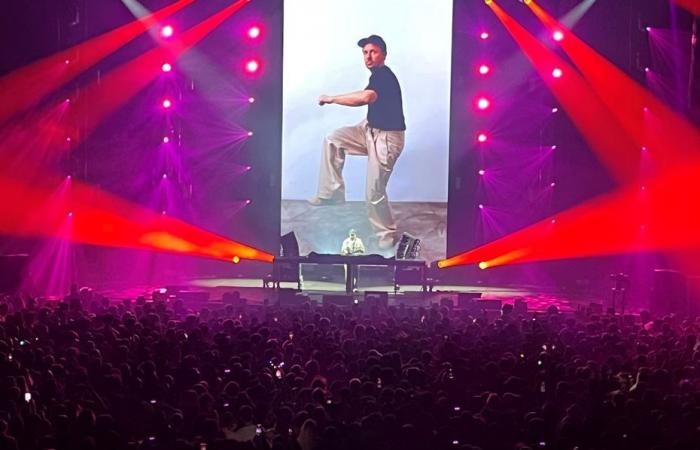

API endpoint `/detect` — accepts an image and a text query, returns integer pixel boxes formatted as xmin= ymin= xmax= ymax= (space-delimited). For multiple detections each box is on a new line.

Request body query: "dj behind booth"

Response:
xmin=340 ymin=229 xmax=365 ymax=291
xmin=272 ymin=231 xmax=426 ymax=293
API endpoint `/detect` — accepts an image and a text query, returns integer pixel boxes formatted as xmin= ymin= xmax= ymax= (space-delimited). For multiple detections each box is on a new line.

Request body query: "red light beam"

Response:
xmin=0 ymin=0 xmax=196 ymax=125
xmin=671 ymin=0 xmax=700 ymax=16
xmin=64 ymin=0 xmax=251 ymax=145
xmin=526 ymin=1 xmax=700 ymax=170
xmin=0 ymin=174 xmax=273 ymax=263
xmin=485 ymin=1 xmax=646 ymax=184
xmin=438 ymin=158 xmax=700 ymax=269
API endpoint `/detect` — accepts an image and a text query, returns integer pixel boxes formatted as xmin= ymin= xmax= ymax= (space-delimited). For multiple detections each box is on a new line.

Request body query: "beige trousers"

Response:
xmin=317 ymin=119 xmax=405 ymax=242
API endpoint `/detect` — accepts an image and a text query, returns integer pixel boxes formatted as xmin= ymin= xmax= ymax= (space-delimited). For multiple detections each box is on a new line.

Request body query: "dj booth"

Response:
xmin=272 ymin=253 xmax=428 ymax=293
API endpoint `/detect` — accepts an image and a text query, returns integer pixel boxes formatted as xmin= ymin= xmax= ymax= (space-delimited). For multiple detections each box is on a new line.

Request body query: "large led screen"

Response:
xmin=282 ymin=0 xmax=452 ymax=262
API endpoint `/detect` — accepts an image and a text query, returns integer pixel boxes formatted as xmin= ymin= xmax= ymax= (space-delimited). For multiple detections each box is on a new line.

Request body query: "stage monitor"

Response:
xmin=280 ymin=231 xmax=300 ymax=257
xmin=281 ymin=0 xmax=453 ymax=262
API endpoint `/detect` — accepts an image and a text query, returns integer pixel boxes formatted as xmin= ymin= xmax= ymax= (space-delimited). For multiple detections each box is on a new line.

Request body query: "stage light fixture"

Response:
xmin=245 ymin=59 xmax=260 ymax=73
xmin=478 ymin=169 xmax=485 ymax=176
xmin=68 ymin=212 xmax=73 ymax=217
xmin=480 ymin=31 xmax=490 ymax=40
xmin=478 ymin=262 xmax=488 ymax=269
xmin=476 ymin=97 xmax=491 ymax=110
xmin=247 ymin=25 xmax=261 ymax=39
xmin=550 ymin=182 xmax=556 ymax=187
xmin=162 ymin=99 xmax=172 ymax=109
xmin=552 ymin=68 xmax=563 ymax=78
xmin=161 ymin=25 xmax=174 ymax=38
xmin=553 ymin=30 xmax=564 ymax=41
xmin=478 ymin=64 xmax=491 ymax=75
xmin=161 ymin=63 xmax=172 ymax=72
xmin=477 ymin=133 xmax=488 ymax=143
xmin=232 ymin=256 xmax=241 ymax=263
xmin=248 ymin=97 xmax=255 ymax=103
xmin=247 ymin=131 xmax=254 ymax=136
xmin=644 ymin=67 xmax=650 ymax=72
xmin=163 ymin=136 xmax=170 ymax=143
xmin=478 ymin=204 xmax=484 ymax=209
xmin=551 ymin=145 xmax=557 ymax=150
xmin=162 ymin=173 xmax=167 ymax=179
xmin=245 ymin=199 xmax=252 ymax=205
xmin=551 ymin=107 xmax=559 ymax=113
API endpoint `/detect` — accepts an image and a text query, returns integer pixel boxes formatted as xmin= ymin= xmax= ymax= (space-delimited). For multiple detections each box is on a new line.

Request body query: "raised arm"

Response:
xmin=319 ymin=89 xmax=377 ymax=107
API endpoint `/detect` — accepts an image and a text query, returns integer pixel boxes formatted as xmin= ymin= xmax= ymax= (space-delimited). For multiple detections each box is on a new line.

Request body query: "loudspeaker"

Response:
xmin=152 ymin=289 xmax=169 ymax=302
xmin=223 ymin=292 xmax=247 ymax=307
xmin=280 ymin=232 xmax=299 ymax=257
xmin=588 ymin=302 xmax=604 ymax=315
xmin=274 ymin=260 xmax=301 ymax=284
xmin=322 ymin=295 xmax=353 ymax=307
xmin=651 ymin=269 xmax=688 ymax=316
xmin=457 ymin=292 xmax=482 ymax=307
xmin=175 ymin=291 xmax=210 ymax=303
xmin=0 ymin=254 xmax=29 ymax=293
xmin=513 ymin=299 xmax=528 ymax=315
xmin=395 ymin=266 xmax=424 ymax=285
xmin=395 ymin=233 xmax=421 ymax=259
xmin=477 ymin=299 xmax=502 ymax=311
xmin=364 ymin=291 xmax=389 ymax=308
xmin=440 ymin=297 xmax=454 ymax=309
xmin=278 ymin=289 xmax=307 ymax=306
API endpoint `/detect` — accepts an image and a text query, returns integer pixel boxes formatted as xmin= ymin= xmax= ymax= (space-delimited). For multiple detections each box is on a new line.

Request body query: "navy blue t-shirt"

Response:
xmin=365 ymin=65 xmax=406 ymax=131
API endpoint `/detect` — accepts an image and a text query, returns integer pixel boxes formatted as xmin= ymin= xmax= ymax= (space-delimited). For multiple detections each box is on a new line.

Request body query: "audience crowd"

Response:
xmin=1 ymin=286 xmax=700 ymax=450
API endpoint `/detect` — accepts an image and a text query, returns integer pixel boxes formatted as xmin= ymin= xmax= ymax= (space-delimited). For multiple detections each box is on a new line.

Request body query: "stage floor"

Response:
xmin=95 ymin=277 xmax=609 ymax=313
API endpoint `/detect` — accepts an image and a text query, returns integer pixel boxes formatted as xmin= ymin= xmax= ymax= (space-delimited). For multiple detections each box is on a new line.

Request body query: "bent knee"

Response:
xmin=366 ymin=190 xmax=388 ymax=205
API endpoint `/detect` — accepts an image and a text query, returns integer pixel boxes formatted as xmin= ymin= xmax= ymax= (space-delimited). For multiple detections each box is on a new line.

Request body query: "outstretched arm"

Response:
xmin=319 ymin=89 xmax=377 ymax=107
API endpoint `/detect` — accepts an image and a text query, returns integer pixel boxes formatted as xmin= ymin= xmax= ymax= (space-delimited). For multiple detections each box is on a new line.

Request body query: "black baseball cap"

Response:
xmin=357 ymin=35 xmax=387 ymax=54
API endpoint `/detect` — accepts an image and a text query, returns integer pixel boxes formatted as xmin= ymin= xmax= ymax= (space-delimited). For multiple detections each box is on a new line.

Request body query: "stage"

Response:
xmin=90 ymin=276 xmax=614 ymax=313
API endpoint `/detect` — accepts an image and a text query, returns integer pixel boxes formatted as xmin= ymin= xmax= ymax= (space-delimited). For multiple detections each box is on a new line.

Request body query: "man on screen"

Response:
xmin=308 ymin=34 xmax=406 ymax=249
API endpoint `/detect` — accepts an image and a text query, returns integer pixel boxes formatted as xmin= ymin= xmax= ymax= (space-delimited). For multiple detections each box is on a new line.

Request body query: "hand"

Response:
xmin=318 ymin=95 xmax=334 ymax=106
